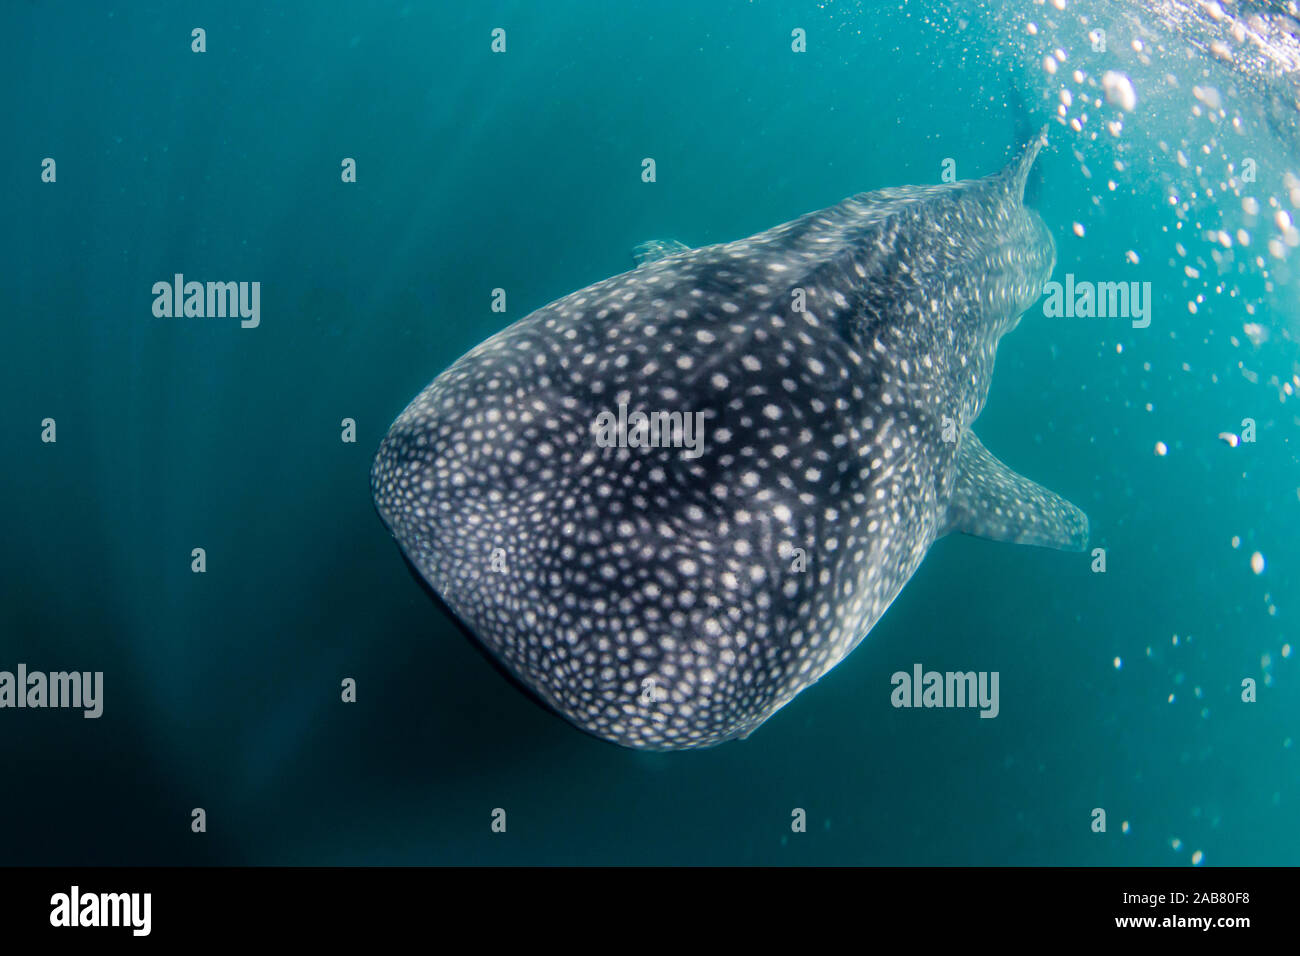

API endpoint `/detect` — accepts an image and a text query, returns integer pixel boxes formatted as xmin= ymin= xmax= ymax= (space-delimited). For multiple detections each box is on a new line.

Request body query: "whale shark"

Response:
xmin=372 ymin=130 xmax=1088 ymax=750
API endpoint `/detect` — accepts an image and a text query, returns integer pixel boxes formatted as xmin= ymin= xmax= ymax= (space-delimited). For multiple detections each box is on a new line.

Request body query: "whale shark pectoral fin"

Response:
xmin=942 ymin=430 xmax=1089 ymax=552
xmin=632 ymin=239 xmax=691 ymax=267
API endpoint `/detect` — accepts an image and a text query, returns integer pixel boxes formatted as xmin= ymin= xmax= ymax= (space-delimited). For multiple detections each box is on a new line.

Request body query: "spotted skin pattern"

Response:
xmin=372 ymin=132 xmax=1088 ymax=750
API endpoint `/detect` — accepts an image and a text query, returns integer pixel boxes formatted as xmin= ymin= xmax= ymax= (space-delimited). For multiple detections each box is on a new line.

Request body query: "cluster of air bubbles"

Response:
xmin=1006 ymin=0 xmax=1300 ymax=401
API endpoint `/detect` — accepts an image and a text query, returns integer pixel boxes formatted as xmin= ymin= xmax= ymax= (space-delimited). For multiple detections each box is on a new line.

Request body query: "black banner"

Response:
xmin=0 ymin=866 xmax=1286 ymax=942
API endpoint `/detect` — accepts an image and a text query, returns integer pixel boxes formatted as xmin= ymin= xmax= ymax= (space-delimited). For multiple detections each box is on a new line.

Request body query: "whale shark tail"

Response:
xmin=1006 ymin=76 xmax=1048 ymax=204
xmin=942 ymin=430 xmax=1089 ymax=552
xmin=995 ymin=125 xmax=1049 ymax=203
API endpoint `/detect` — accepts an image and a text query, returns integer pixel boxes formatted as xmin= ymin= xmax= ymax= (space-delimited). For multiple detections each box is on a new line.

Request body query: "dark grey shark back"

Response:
xmin=372 ymin=131 xmax=1087 ymax=750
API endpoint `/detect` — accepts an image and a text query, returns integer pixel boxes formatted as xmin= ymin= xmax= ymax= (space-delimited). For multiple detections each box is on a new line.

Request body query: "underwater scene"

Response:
xmin=2 ymin=0 xmax=1298 ymax=866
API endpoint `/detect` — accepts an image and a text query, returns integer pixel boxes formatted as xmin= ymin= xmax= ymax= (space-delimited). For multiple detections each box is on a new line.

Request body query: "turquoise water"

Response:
xmin=2 ymin=0 xmax=1296 ymax=864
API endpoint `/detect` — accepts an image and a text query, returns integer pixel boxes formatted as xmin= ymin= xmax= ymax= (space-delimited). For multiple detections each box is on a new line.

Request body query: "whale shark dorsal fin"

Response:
xmin=943 ymin=430 xmax=1089 ymax=552
xmin=632 ymin=238 xmax=690 ymax=267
